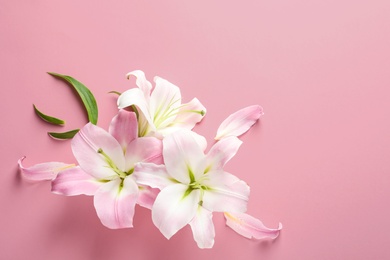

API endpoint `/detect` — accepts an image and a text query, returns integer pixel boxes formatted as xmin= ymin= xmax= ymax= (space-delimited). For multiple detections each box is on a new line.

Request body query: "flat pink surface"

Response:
xmin=1 ymin=1 xmax=390 ymax=259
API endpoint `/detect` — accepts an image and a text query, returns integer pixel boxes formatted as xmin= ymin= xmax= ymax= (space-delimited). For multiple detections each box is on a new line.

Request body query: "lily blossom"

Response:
xmin=134 ymin=130 xmax=249 ymax=248
xmin=224 ymin=212 xmax=282 ymax=239
xmin=117 ymin=70 xmax=206 ymax=138
xmin=51 ymin=110 xmax=163 ymax=229
xmin=215 ymin=105 xmax=264 ymax=140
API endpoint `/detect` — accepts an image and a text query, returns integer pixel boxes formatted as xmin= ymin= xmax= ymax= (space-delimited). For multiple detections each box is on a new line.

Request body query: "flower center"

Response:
xmin=97 ymin=148 xmax=133 ymax=179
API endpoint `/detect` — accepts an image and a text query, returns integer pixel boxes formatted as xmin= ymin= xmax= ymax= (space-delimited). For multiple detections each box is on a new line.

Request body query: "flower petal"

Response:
xmin=117 ymin=87 xmax=154 ymax=128
xmin=150 ymin=76 xmax=182 ymax=129
xmin=170 ymin=98 xmax=206 ymax=129
xmin=133 ymin=163 xmax=174 ymax=190
xmin=224 ymin=212 xmax=282 ymax=239
xmin=124 ymin=137 xmax=163 ymax=171
xmin=94 ymin=177 xmax=139 ymax=229
xmin=18 ymin=157 xmax=75 ymax=181
xmin=189 ymin=206 xmax=215 ymax=249
xmin=152 ymin=184 xmax=200 ymax=239
xmin=163 ymin=130 xmax=206 ymax=184
xmin=72 ymin=123 xmax=125 ymax=180
xmin=126 ymin=70 xmax=153 ymax=98
xmin=109 ymin=110 xmax=138 ymax=151
xmin=206 ymin=136 xmax=242 ymax=171
xmin=215 ymin=105 xmax=264 ymax=140
xmin=202 ymin=171 xmax=250 ymax=213
xmin=51 ymin=167 xmax=101 ymax=196
xmin=137 ymin=186 xmax=160 ymax=209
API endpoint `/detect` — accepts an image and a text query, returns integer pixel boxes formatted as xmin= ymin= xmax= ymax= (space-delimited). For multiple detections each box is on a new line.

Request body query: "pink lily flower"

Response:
xmin=134 ymin=130 xmax=250 ymax=248
xmin=117 ymin=70 xmax=206 ymax=138
xmin=20 ymin=110 xmax=163 ymax=229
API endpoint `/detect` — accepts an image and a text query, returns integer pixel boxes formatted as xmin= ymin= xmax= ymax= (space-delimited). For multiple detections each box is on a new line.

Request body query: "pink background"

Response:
xmin=1 ymin=0 xmax=390 ymax=259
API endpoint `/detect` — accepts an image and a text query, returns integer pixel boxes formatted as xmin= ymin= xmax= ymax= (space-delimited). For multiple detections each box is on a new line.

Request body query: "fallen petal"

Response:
xmin=224 ymin=212 xmax=282 ymax=239
xmin=18 ymin=157 xmax=75 ymax=181
xmin=215 ymin=105 xmax=264 ymax=140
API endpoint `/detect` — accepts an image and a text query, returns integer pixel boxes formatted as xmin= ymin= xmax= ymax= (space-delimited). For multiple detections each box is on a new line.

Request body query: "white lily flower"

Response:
xmin=117 ymin=70 xmax=206 ymax=138
xmin=134 ymin=130 xmax=249 ymax=248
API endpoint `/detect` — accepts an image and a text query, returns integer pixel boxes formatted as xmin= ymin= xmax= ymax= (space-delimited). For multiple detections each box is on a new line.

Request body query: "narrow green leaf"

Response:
xmin=48 ymin=129 xmax=79 ymax=139
xmin=48 ymin=72 xmax=98 ymax=125
xmin=108 ymin=90 xmax=122 ymax=95
xmin=33 ymin=104 xmax=65 ymax=125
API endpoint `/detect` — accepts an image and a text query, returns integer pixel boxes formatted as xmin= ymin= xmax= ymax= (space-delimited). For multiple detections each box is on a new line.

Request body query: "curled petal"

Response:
xmin=189 ymin=206 xmax=215 ymax=249
xmin=133 ymin=163 xmax=174 ymax=190
xmin=109 ymin=110 xmax=138 ymax=151
xmin=51 ymin=167 xmax=101 ymax=196
xmin=224 ymin=212 xmax=282 ymax=239
xmin=215 ymin=105 xmax=264 ymax=140
xmin=72 ymin=123 xmax=124 ymax=180
xmin=126 ymin=70 xmax=152 ymax=98
xmin=94 ymin=177 xmax=139 ymax=229
xmin=18 ymin=157 xmax=75 ymax=181
xmin=152 ymin=184 xmax=200 ymax=239
xmin=170 ymin=98 xmax=206 ymax=129
xmin=206 ymin=136 xmax=242 ymax=171
xmin=117 ymin=88 xmax=154 ymax=128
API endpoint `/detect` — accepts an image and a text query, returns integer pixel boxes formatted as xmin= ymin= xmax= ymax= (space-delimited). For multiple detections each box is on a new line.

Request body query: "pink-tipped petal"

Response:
xmin=51 ymin=167 xmax=101 ymax=196
xmin=215 ymin=105 xmax=264 ymax=140
xmin=150 ymin=76 xmax=182 ymax=129
xmin=124 ymin=137 xmax=163 ymax=171
xmin=94 ymin=177 xmax=139 ymax=229
xmin=133 ymin=163 xmax=174 ymax=190
xmin=224 ymin=212 xmax=282 ymax=239
xmin=163 ymin=130 xmax=206 ymax=184
xmin=137 ymin=186 xmax=160 ymax=209
xmin=117 ymin=88 xmax=154 ymax=128
xmin=206 ymin=136 xmax=242 ymax=171
xmin=72 ymin=123 xmax=125 ymax=180
xmin=126 ymin=70 xmax=153 ymax=98
xmin=152 ymin=184 xmax=200 ymax=239
xmin=18 ymin=157 xmax=74 ymax=181
xmin=189 ymin=206 xmax=215 ymax=249
xmin=109 ymin=110 xmax=138 ymax=151
xmin=202 ymin=171 xmax=250 ymax=213
xmin=171 ymin=98 xmax=206 ymax=129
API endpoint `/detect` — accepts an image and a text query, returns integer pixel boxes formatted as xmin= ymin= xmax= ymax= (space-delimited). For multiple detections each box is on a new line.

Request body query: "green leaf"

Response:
xmin=33 ymin=104 xmax=65 ymax=125
xmin=108 ymin=90 xmax=122 ymax=95
xmin=48 ymin=129 xmax=79 ymax=139
xmin=48 ymin=72 xmax=98 ymax=125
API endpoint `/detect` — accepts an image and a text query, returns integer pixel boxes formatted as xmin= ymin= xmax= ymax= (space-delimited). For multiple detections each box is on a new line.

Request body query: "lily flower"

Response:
xmin=134 ymin=130 xmax=250 ymax=248
xmin=117 ymin=70 xmax=206 ymax=138
xmin=51 ymin=110 xmax=163 ymax=229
